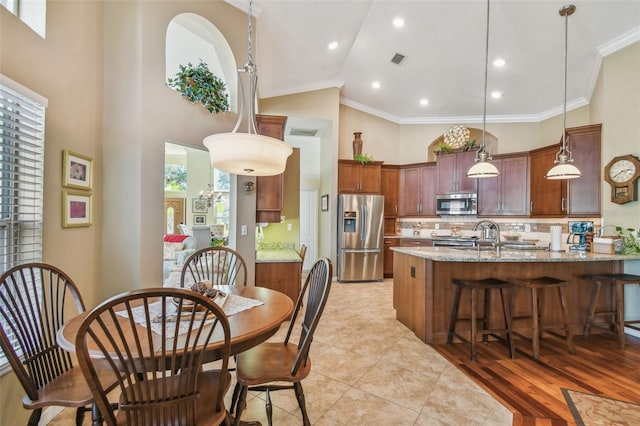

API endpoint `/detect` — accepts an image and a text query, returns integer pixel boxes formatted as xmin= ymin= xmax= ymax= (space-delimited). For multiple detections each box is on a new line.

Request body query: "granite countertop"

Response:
xmin=391 ymin=246 xmax=640 ymax=263
xmin=256 ymin=242 xmax=302 ymax=263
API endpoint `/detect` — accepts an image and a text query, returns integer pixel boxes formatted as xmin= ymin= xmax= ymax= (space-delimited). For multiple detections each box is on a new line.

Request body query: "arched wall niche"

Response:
xmin=426 ymin=127 xmax=498 ymax=162
xmin=165 ymin=13 xmax=238 ymax=112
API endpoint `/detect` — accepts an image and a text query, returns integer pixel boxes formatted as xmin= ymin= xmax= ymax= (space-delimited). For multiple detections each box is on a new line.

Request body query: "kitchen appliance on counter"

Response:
xmin=337 ymin=194 xmax=384 ymax=282
xmin=567 ymin=221 xmax=594 ymax=252
xmin=435 ymin=193 xmax=477 ymax=215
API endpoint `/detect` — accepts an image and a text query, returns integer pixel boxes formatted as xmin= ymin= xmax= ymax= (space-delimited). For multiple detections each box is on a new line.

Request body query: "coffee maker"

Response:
xmin=567 ymin=221 xmax=594 ymax=252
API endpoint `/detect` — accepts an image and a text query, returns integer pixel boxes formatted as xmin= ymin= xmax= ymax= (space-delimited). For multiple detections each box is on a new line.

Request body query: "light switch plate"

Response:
xmin=241 ymin=225 xmax=247 ymax=236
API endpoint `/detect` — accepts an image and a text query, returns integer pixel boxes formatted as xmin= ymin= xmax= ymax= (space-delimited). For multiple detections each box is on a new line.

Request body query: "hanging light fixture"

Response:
xmin=545 ymin=4 xmax=581 ymax=180
xmin=203 ymin=0 xmax=292 ymax=176
xmin=467 ymin=0 xmax=500 ymax=179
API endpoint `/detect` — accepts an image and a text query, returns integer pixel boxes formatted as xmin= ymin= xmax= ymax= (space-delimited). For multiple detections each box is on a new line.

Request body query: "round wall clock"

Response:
xmin=604 ymin=154 xmax=640 ymax=204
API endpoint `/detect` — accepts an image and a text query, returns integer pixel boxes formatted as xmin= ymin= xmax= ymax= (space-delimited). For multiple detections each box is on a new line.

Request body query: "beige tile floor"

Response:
xmin=51 ymin=279 xmax=512 ymax=425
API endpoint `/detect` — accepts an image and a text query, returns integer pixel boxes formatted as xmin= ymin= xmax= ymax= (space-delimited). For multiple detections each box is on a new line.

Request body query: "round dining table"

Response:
xmin=57 ymin=285 xmax=294 ymax=362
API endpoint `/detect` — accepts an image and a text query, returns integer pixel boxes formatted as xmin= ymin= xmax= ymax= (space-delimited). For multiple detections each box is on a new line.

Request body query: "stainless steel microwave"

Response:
xmin=436 ymin=193 xmax=477 ymax=215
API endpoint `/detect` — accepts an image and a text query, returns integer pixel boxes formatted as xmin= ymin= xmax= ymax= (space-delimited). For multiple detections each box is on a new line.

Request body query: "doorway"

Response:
xmin=164 ymin=198 xmax=185 ymax=234
xmin=299 ymin=189 xmax=318 ymax=272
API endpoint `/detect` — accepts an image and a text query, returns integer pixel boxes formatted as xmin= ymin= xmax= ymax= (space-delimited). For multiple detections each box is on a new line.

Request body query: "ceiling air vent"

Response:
xmin=290 ymin=128 xmax=318 ymax=137
xmin=391 ymin=53 xmax=406 ymax=65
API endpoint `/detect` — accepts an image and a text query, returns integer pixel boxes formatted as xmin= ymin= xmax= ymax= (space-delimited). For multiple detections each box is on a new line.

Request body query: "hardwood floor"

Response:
xmin=433 ymin=330 xmax=640 ymax=425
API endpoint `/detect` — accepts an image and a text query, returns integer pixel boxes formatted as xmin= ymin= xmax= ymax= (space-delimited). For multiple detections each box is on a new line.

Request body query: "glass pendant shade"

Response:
xmin=545 ymin=162 xmax=581 ymax=180
xmin=467 ymin=158 xmax=500 ymax=178
xmin=203 ymin=132 xmax=292 ymax=176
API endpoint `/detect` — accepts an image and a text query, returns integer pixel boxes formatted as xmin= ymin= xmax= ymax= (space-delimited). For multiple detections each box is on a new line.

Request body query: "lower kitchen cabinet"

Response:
xmin=383 ymin=238 xmax=398 ymax=278
xmin=392 ymin=252 xmax=425 ymax=338
xmin=255 ymin=261 xmax=301 ymax=306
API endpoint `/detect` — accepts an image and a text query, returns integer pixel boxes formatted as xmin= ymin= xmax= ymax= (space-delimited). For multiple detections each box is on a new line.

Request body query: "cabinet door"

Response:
xmin=255 ymin=262 xmax=301 ymax=305
xmin=419 ymin=165 xmax=437 ymax=216
xmin=530 ymin=146 xmax=564 ymax=217
xmin=338 ymin=162 xmax=361 ymax=193
xmin=383 ymin=238 xmax=398 ymax=278
xmin=436 ymin=154 xmax=457 ymax=193
xmin=359 ymin=163 xmax=382 ymax=194
xmin=478 ymin=158 xmax=501 ymax=215
xmin=381 ymin=167 xmax=399 ymax=216
xmin=501 ymin=156 xmax=529 ymax=215
xmin=399 ymin=167 xmax=421 ymax=216
xmin=455 ymin=151 xmax=478 ymax=193
xmin=256 ymin=115 xmax=286 ymax=219
xmin=567 ymin=124 xmax=601 ymax=216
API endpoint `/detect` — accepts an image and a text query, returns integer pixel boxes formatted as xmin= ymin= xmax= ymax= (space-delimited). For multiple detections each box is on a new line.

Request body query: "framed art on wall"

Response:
xmin=192 ymin=198 xmax=208 ymax=213
xmin=62 ymin=150 xmax=93 ymax=190
xmin=62 ymin=191 xmax=92 ymax=227
xmin=194 ymin=214 xmax=206 ymax=225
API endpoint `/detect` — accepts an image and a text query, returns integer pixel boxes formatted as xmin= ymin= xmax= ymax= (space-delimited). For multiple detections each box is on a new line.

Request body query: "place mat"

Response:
xmin=116 ymin=293 xmax=264 ymax=336
xmin=562 ymin=388 xmax=640 ymax=426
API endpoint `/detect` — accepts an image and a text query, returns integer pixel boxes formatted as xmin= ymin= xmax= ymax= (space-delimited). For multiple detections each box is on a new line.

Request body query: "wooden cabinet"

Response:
xmin=478 ymin=153 xmax=529 ymax=216
xmin=436 ymin=150 xmax=478 ymax=194
xmin=399 ymin=163 xmax=436 ymax=217
xmin=381 ymin=165 xmax=399 ymax=216
xmin=530 ymin=124 xmax=601 ymax=217
xmin=338 ymin=160 xmax=382 ymax=194
xmin=392 ymin=252 xmax=426 ymax=339
xmin=256 ymin=115 xmax=287 ymax=223
xmin=255 ymin=261 xmax=301 ymax=306
xmin=383 ymin=237 xmax=398 ymax=278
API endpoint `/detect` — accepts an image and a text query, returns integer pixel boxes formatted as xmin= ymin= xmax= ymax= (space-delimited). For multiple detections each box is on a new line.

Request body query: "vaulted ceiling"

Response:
xmin=229 ymin=0 xmax=640 ymax=124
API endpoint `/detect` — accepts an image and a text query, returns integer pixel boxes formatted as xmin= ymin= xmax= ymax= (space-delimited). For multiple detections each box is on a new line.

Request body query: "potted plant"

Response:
xmin=616 ymin=226 xmax=640 ymax=254
xmin=353 ymin=153 xmax=374 ymax=164
xmin=166 ymin=60 xmax=229 ymax=113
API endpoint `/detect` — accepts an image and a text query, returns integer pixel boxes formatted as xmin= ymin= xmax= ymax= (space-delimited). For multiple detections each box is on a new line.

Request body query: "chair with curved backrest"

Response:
xmin=180 ymin=246 xmax=247 ymax=289
xmin=0 ymin=263 xmax=117 ymax=426
xmin=231 ymin=258 xmax=332 ymax=426
xmin=298 ymin=244 xmax=307 ymax=272
xmin=76 ymin=287 xmax=232 ymax=426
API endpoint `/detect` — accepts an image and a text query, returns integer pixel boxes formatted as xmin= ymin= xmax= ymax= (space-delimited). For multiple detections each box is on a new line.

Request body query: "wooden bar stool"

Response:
xmin=447 ymin=278 xmax=515 ymax=361
xmin=509 ymin=276 xmax=574 ymax=359
xmin=583 ymin=273 xmax=640 ymax=349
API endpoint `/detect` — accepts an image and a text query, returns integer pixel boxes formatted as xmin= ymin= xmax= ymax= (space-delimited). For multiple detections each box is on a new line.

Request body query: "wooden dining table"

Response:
xmin=57 ymin=285 xmax=294 ymax=363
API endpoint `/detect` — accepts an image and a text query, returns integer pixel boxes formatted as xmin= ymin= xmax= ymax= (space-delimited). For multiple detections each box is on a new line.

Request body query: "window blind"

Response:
xmin=0 ymin=76 xmax=46 ymax=368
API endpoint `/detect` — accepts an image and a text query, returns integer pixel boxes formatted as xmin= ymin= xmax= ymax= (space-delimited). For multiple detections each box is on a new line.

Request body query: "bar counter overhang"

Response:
xmin=391 ymin=246 xmax=640 ymax=344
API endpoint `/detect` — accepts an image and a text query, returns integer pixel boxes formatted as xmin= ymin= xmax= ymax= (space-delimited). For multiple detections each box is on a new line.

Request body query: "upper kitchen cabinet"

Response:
xmin=338 ymin=160 xmax=383 ymax=194
xmin=478 ymin=153 xmax=529 ymax=216
xmin=436 ymin=150 xmax=478 ymax=194
xmin=256 ymin=114 xmax=287 ymax=223
xmin=398 ymin=163 xmax=436 ymax=217
xmin=530 ymin=124 xmax=601 ymax=217
xmin=381 ymin=165 xmax=399 ymax=216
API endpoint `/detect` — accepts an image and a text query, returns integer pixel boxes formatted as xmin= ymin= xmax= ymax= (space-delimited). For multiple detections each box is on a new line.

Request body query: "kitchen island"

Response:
xmin=391 ymin=246 xmax=640 ymax=344
xmin=255 ymin=243 xmax=302 ymax=304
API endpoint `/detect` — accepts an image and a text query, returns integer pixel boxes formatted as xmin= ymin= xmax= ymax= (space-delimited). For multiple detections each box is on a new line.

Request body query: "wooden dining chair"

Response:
xmin=0 ymin=263 xmax=117 ymax=426
xmin=231 ymin=258 xmax=332 ymax=426
xmin=180 ymin=246 xmax=247 ymax=288
xmin=75 ymin=287 xmax=232 ymax=426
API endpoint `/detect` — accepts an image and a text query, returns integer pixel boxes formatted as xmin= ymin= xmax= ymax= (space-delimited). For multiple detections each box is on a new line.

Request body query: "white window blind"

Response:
xmin=0 ymin=75 xmax=46 ymax=368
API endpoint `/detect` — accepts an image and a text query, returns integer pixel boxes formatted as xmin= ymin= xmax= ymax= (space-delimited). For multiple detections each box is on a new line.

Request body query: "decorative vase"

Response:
xmin=352 ymin=132 xmax=363 ymax=158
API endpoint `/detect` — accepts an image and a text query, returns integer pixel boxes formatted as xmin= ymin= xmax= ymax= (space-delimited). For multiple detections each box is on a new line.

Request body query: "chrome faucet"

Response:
xmin=473 ymin=220 xmax=501 ymax=253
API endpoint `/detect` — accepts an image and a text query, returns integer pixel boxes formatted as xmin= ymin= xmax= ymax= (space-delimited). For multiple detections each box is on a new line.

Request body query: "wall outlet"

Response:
xmin=435 ymin=223 xmax=440 ymax=230
xmin=524 ymin=224 xmax=531 ymax=233
xmin=241 ymin=225 xmax=247 ymax=236
xmin=287 ymin=223 xmax=292 ymax=231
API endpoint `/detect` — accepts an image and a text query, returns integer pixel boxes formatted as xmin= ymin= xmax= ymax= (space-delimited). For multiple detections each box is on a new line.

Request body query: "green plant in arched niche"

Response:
xmin=167 ymin=60 xmax=229 ymax=113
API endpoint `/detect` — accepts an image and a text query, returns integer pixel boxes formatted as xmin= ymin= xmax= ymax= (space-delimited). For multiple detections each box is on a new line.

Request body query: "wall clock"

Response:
xmin=604 ymin=154 xmax=640 ymax=204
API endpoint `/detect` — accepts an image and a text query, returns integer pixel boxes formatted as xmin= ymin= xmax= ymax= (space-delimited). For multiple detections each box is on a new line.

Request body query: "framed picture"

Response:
xmin=192 ymin=198 xmax=208 ymax=213
xmin=194 ymin=214 xmax=206 ymax=225
xmin=321 ymin=194 xmax=329 ymax=211
xmin=62 ymin=150 xmax=93 ymax=190
xmin=62 ymin=191 xmax=92 ymax=228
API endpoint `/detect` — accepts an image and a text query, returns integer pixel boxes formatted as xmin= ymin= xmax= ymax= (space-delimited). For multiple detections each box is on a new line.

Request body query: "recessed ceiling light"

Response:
xmin=493 ymin=58 xmax=506 ymax=67
xmin=328 ymin=41 xmax=338 ymax=50
xmin=371 ymin=81 xmax=381 ymax=89
xmin=419 ymin=98 xmax=429 ymax=106
xmin=491 ymin=91 xmax=503 ymax=99
xmin=393 ymin=17 xmax=405 ymax=28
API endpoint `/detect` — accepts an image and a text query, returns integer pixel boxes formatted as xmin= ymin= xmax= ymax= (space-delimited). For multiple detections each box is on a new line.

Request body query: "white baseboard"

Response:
xmin=40 ymin=406 xmax=64 ymax=425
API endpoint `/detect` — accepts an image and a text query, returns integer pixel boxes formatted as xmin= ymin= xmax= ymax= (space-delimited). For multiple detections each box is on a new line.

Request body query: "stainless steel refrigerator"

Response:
xmin=337 ymin=194 xmax=384 ymax=282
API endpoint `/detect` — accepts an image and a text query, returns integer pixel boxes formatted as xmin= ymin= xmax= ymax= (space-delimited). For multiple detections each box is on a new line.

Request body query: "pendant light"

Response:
xmin=203 ymin=0 xmax=292 ymax=176
xmin=545 ymin=5 xmax=581 ymax=180
xmin=467 ymin=0 xmax=500 ymax=179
